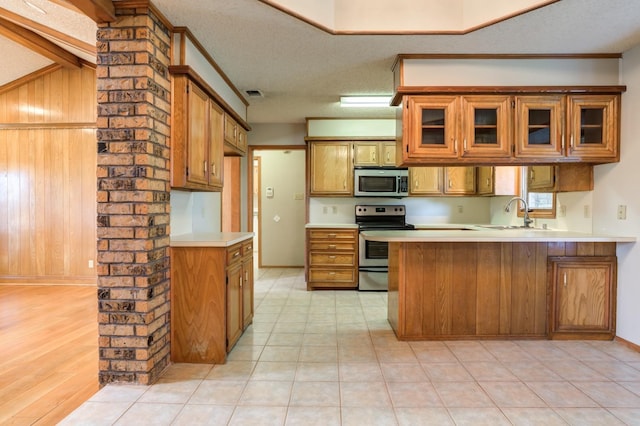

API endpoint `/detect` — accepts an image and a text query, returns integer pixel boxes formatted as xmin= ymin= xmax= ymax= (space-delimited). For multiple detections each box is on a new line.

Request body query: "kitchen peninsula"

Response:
xmin=362 ymin=228 xmax=635 ymax=341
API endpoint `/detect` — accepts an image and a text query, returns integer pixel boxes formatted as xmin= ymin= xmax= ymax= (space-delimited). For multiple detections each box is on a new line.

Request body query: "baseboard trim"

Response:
xmin=614 ymin=335 xmax=640 ymax=353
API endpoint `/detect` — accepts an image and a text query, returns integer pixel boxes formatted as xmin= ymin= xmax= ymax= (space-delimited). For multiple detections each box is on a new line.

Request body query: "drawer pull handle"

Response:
xmin=328 ymin=255 xmax=336 ymax=259
xmin=328 ymin=233 xmax=337 ymax=238
xmin=328 ymin=244 xmax=336 ymax=249
xmin=328 ymin=272 xmax=336 ymax=275
xmin=233 ymin=251 xmax=240 ymax=258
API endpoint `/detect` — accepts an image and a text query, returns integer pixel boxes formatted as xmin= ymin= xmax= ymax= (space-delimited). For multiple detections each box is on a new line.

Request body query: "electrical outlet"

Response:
xmin=457 ymin=205 xmax=463 ymax=214
xmin=583 ymin=204 xmax=591 ymax=218
xmin=617 ymin=205 xmax=627 ymax=220
xmin=88 ymin=260 xmax=94 ymax=268
xmin=558 ymin=205 xmax=566 ymax=217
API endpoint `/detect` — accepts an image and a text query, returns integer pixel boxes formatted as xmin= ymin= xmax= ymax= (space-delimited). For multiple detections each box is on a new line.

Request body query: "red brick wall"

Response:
xmin=96 ymin=3 xmax=171 ymax=385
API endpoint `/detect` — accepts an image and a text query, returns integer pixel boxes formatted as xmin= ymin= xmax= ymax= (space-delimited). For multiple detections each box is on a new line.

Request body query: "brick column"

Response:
xmin=96 ymin=1 xmax=171 ymax=385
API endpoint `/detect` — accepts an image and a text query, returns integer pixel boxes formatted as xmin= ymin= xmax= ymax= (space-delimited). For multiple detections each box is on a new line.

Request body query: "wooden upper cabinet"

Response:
xmin=404 ymin=95 xmax=459 ymax=160
xmin=409 ymin=167 xmax=442 ymax=195
xmin=514 ymin=95 xmax=565 ymax=159
xmin=527 ymin=165 xmax=555 ymax=191
xmin=186 ymin=82 xmax=209 ymax=187
xmin=400 ymin=90 xmax=622 ymax=166
xmin=460 ymin=95 xmax=512 ymax=158
xmin=476 ymin=166 xmax=494 ymax=195
xmin=354 ymin=141 xmax=396 ymax=166
xmin=308 ymin=141 xmax=353 ymax=196
xmin=171 ymin=75 xmax=224 ymax=191
xmin=444 ymin=167 xmax=476 ymax=195
xmin=566 ymin=94 xmax=619 ymax=161
xmin=223 ymin=113 xmax=248 ymax=156
xmin=208 ymin=101 xmax=224 ymax=187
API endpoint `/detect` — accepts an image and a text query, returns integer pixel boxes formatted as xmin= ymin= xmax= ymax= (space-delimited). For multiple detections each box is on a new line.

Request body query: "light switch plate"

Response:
xmin=617 ymin=205 xmax=627 ymax=220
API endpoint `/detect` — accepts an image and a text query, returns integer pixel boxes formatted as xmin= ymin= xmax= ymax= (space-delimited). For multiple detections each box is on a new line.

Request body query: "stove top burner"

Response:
xmin=355 ymin=204 xmax=414 ymax=231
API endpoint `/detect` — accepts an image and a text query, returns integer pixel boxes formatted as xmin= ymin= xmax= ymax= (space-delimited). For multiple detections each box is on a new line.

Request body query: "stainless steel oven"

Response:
xmin=355 ymin=205 xmax=414 ymax=291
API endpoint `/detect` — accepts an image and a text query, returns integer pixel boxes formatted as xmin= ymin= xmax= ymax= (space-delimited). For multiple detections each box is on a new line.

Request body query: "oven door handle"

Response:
xmin=359 ymin=267 xmax=388 ymax=273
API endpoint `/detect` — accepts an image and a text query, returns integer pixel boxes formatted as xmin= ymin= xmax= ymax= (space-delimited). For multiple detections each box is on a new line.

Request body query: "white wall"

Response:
xmin=170 ymin=190 xmax=221 ymax=235
xmin=310 ymin=196 xmax=491 ymax=225
xmin=256 ymin=149 xmax=306 ymax=267
xmin=592 ymin=46 xmax=640 ymax=345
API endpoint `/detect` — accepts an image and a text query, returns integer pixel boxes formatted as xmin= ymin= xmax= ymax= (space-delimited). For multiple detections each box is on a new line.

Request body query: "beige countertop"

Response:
xmin=361 ymin=228 xmax=636 ymax=243
xmin=170 ymin=232 xmax=254 ymax=247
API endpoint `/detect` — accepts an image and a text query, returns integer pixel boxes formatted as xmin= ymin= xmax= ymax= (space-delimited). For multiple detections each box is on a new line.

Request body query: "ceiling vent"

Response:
xmin=245 ymin=89 xmax=264 ymax=98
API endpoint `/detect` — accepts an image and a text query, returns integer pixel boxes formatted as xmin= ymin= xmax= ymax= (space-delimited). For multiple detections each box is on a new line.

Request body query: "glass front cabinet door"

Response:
xmin=459 ymin=95 xmax=512 ymax=159
xmin=567 ymin=94 xmax=619 ymax=161
xmin=404 ymin=96 xmax=458 ymax=159
xmin=514 ymin=95 xmax=565 ymax=158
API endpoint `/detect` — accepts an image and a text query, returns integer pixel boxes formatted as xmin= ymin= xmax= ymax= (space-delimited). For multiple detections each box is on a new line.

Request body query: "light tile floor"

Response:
xmin=61 ymin=268 xmax=640 ymax=425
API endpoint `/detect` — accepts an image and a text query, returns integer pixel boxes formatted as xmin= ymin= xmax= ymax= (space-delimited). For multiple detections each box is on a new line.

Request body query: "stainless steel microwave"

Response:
xmin=354 ymin=168 xmax=409 ymax=197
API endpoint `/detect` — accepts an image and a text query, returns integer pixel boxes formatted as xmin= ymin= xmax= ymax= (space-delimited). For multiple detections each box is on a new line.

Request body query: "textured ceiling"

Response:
xmin=2 ymin=0 xmax=640 ymax=124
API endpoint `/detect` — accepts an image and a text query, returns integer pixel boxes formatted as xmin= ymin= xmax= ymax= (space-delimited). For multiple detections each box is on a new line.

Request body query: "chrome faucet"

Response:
xmin=504 ymin=197 xmax=534 ymax=228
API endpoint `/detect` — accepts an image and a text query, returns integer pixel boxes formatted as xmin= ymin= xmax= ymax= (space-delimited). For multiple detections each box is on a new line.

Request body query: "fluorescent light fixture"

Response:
xmin=340 ymin=96 xmax=392 ymax=108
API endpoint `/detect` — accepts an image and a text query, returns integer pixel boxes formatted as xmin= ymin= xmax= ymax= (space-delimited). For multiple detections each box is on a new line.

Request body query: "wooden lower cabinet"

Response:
xmin=548 ymin=256 xmax=616 ymax=340
xmin=388 ymin=241 xmax=617 ymax=340
xmin=171 ymin=237 xmax=254 ymax=363
xmin=306 ymin=228 xmax=358 ymax=290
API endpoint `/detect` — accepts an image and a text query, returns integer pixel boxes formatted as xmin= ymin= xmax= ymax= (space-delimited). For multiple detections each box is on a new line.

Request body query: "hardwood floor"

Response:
xmin=0 ymin=285 xmax=98 ymax=425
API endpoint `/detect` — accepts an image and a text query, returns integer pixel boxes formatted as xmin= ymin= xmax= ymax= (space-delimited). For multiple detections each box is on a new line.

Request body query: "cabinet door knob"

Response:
xmin=563 ymin=272 xmax=567 ymax=287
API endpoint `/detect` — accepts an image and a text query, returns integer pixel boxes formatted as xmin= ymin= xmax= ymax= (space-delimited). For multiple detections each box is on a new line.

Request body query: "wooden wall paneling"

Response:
xmin=402 ymin=242 xmax=426 ymax=337
xmin=576 ymin=242 xmax=595 ymax=256
xmin=534 ymin=242 xmax=549 ymax=334
xmin=0 ymin=131 xmax=6 ymax=271
xmin=435 ymin=243 xmax=453 ymax=335
xmin=80 ymin=129 xmax=97 ymax=277
xmin=476 ymin=242 xmax=502 ymax=335
xmin=451 ymin=243 xmax=477 ymax=335
xmin=510 ymin=242 xmax=538 ymax=335
xmin=499 ymin=242 xmax=513 ymax=334
xmin=547 ymin=241 xmax=566 ymax=256
xmin=594 ymin=242 xmax=616 ymax=256
xmin=565 ymin=242 xmax=577 ymax=256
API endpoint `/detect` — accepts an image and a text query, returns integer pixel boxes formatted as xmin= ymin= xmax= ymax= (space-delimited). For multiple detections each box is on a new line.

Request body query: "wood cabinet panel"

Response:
xmin=549 ymin=256 xmax=616 ymax=339
xmin=409 ymin=167 xmax=442 ymax=195
xmin=444 ymin=167 xmax=476 ymax=194
xmin=514 ymin=95 xmax=565 ymax=158
xmin=308 ymin=141 xmax=353 ymax=196
xmin=306 ymin=228 xmax=357 ymax=289
xmin=171 ymin=247 xmax=226 ymax=363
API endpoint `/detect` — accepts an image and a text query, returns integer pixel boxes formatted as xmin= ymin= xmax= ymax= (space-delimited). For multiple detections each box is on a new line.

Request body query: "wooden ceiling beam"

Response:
xmin=64 ymin=0 xmax=116 ymax=23
xmin=0 ymin=7 xmax=96 ymax=57
xmin=0 ymin=16 xmax=82 ymax=68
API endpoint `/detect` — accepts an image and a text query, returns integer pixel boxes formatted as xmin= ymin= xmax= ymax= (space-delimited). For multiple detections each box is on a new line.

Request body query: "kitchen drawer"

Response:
xmin=242 ymin=240 xmax=253 ymax=258
xmin=308 ymin=229 xmax=356 ymax=241
xmin=308 ymin=241 xmax=356 ymax=251
xmin=227 ymin=243 xmax=243 ymax=265
xmin=309 ymin=252 xmax=355 ymax=267
xmin=308 ymin=268 xmax=356 ymax=283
